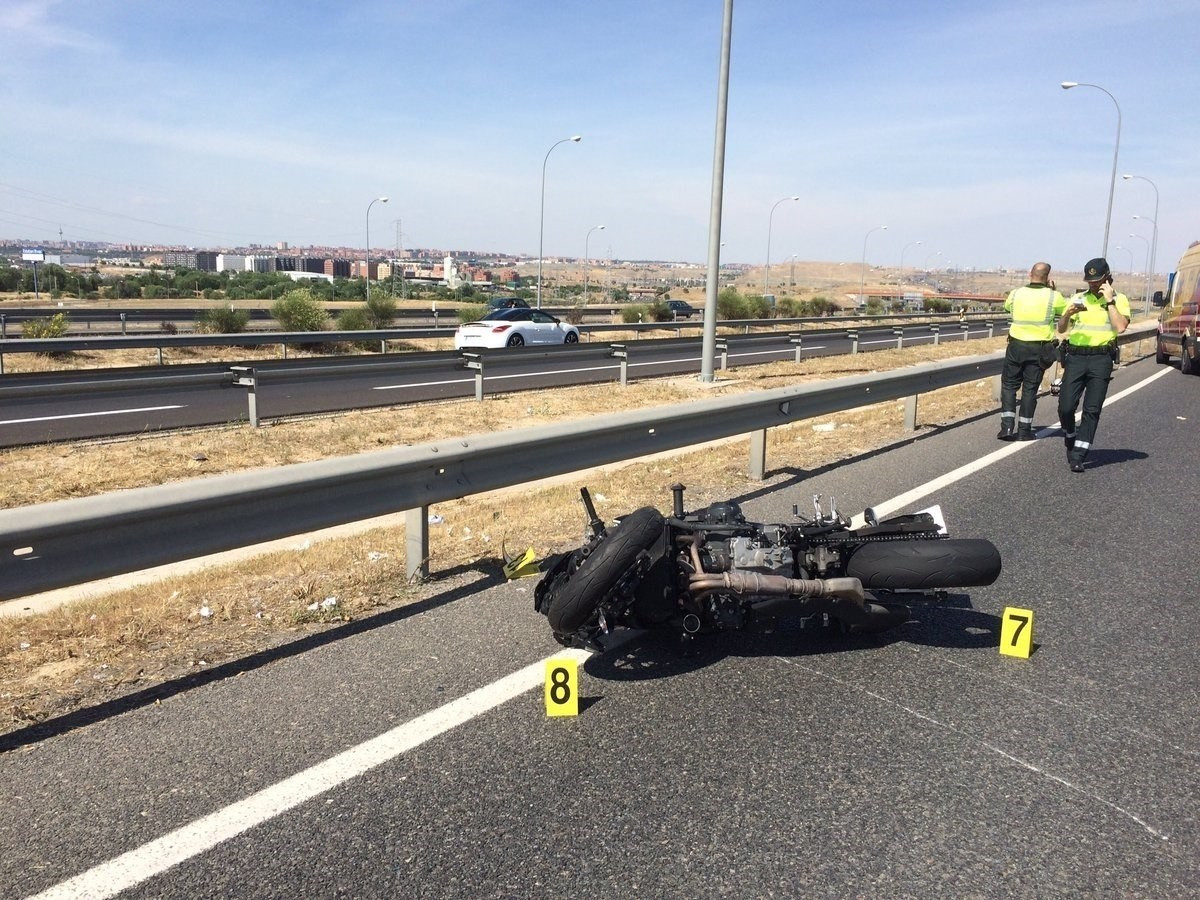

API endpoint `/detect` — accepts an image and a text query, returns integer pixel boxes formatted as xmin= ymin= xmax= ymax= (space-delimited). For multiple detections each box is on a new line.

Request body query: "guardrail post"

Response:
xmin=893 ymin=327 xmax=904 ymax=350
xmin=281 ymin=342 xmax=288 ymax=359
xmin=120 ymin=312 xmax=127 ymax=335
xmin=986 ymin=320 xmax=995 ymax=338
xmin=904 ymin=394 xmax=918 ymax=431
xmin=961 ymin=322 xmax=970 ymax=342
xmin=1 ymin=314 xmax=6 ymax=339
xmin=231 ymin=365 xmax=260 ymax=427
xmin=405 ymin=506 xmax=429 ymax=581
xmin=610 ymin=343 xmax=628 ymax=386
xmin=157 ymin=346 xmax=165 ymax=366
xmin=847 ymin=330 xmax=859 ymax=354
xmin=789 ymin=332 xmax=803 ymax=362
xmin=748 ymin=429 xmax=767 ymax=480
xmin=930 ymin=324 xmax=940 ymax=346
xmin=461 ymin=352 xmax=484 ymax=401
xmin=716 ymin=338 xmax=728 ymax=370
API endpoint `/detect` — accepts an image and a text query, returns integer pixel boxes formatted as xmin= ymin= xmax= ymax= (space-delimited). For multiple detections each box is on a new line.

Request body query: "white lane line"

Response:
xmin=28 ymin=647 xmax=591 ymax=900
xmin=0 ymin=405 xmax=184 ymax=426
xmin=372 ymin=346 xmax=832 ymax=390
xmin=849 ymin=365 xmax=1171 ymax=526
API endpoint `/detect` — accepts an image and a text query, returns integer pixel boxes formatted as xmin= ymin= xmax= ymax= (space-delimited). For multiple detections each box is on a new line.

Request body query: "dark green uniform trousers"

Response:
xmin=1058 ymin=346 xmax=1115 ymax=463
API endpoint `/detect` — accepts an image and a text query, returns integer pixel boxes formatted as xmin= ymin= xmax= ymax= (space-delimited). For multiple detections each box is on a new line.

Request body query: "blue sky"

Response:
xmin=1 ymin=0 xmax=1196 ymax=275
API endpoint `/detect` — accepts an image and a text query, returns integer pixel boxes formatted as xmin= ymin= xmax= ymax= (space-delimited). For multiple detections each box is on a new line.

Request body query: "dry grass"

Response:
xmin=0 ymin=338 xmax=1008 ymax=738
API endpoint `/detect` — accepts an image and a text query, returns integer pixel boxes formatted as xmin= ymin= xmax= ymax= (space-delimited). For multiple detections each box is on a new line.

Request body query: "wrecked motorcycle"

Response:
xmin=534 ymin=484 xmax=1001 ymax=652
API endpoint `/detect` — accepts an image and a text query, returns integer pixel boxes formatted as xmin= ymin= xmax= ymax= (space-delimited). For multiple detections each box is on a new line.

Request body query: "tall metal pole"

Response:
xmin=859 ymin=225 xmax=887 ymax=309
xmin=764 ymin=195 xmax=799 ymax=297
xmin=898 ymin=240 xmax=922 ymax=291
xmin=700 ymin=0 xmax=734 ymax=382
xmin=1124 ymin=174 xmax=1160 ymax=313
xmin=1061 ymin=82 xmax=1121 ymax=256
xmin=536 ymin=135 xmax=581 ymax=309
xmin=365 ymin=196 xmax=388 ymax=300
xmin=1132 ymin=215 xmax=1157 ymax=312
xmin=583 ymin=224 xmax=605 ymax=306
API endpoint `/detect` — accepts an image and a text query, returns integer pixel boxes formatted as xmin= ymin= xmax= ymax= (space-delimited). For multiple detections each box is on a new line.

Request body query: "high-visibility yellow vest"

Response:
xmin=1066 ymin=290 xmax=1131 ymax=347
xmin=1005 ymin=284 xmax=1068 ymax=341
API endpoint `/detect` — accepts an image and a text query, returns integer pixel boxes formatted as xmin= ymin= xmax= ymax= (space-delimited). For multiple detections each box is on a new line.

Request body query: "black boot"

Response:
xmin=997 ymin=420 xmax=1015 ymax=440
xmin=1016 ymin=427 xmax=1035 ymax=441
xmin=1068 ymin=452 xmax=1085 ymax=473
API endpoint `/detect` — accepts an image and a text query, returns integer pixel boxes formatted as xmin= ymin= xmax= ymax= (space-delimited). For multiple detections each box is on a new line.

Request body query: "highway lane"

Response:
xmin=0 ymin=323 xmax=1006 ymax=446
xmin=2 ymin=357 xmax=1195 ymax=897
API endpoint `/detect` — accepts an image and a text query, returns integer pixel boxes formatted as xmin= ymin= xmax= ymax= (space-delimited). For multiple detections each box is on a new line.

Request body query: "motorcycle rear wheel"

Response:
xmin=845 ymin=538 xmax=1001 ymax=590
xmin=546 ymin=507 xmax=664 ymax=634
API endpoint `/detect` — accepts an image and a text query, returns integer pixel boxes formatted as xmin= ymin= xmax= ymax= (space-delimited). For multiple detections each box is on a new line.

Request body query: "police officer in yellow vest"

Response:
xmin=998 ymin=262 xmax=1069 ymax=440
xmin=1057 ymin=257 xmax=1131 ymax=473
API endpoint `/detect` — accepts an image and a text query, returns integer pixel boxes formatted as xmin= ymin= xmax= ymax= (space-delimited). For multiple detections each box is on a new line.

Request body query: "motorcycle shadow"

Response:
xmin=582 ymin=594 xmax=1002 ymax=683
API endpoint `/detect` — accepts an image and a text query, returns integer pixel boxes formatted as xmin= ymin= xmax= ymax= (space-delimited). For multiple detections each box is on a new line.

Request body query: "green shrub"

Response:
xmin=458 ymin=304 xmax=488 ymax=323
xmin=647 ymin=301 xmax=674 ymax=322
xmin=196 ymin=306 xmax=251 ymax=334
xmin=335 ymin=307 xmax=373 ymax=331
xmin=775 ymin=297 xmax=803 ymax=317
xmin=716 ymin=288 xmax=749 ymax=320
xmin=365 ymin=293 xmax=396 ymax=328
xmin=621 ymin=304 xmax=649 ymax=323
xmin=22 ymin=312 xmax=70 ymax=339
xmin=271 ymin=289 xmax=328 ymax=333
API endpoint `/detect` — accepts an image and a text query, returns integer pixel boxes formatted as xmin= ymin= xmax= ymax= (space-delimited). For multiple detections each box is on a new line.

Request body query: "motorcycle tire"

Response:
xmin=545 ymin=507 xmax=664 ymax=634
xmin=845 ymin=538 xmax=1000 ymax=590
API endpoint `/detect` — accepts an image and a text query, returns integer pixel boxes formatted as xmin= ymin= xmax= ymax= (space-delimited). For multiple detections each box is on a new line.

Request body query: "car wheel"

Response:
xmin=564 ymin=331 xmax=579 ymax=344
xmin=1156 ymin=337 xmax=1170 ymax=365
xmin=506 ymin=333 xmax=525 ymax=348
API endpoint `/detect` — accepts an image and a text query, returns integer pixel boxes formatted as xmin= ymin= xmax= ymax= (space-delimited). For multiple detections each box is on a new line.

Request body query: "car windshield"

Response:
xmin=479 ymin=309 xmax=532 ymax=322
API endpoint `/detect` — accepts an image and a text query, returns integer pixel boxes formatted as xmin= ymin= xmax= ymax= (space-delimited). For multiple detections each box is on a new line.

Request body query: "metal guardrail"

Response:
xmin=0 ymin=324 xmax=1155 ymax=601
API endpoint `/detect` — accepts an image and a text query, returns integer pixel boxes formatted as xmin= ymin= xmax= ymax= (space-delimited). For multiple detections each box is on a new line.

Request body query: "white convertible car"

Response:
xmin=453 ymin=308 xmax=581 ymax=349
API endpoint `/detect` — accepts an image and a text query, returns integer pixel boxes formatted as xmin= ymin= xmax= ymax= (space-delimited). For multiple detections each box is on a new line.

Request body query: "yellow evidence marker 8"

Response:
xmin=1000 ymin=606 xmax=1034 ymax=659
xmin=545 ymin=657 xmax=579 ymax=717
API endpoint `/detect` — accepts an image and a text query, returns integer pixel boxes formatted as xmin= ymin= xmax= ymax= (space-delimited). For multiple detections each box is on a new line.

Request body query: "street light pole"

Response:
xmin=1113 ymin=245 xmax=1134 ymax=276
xmin=1061 ymin=81 xmax=1121 ymax=256
xmin=764 ymin=195 xmax=799 ymax=297
xmin=537 ymin=135 xmax=582 ymax=309
xmin=898 ymin=240 xmax=922 ymax=290
xmin=1132 ymin=216 xmax=1157 ymax=311
xmin=859 ymin=225 xmax=887 ymax=309
xmin=1128 ymin=232 xmax=1150 ymax=310
xmin=583 ymin=224 xmax=605 ymax=306
xmin=1124 ymin=173 xmax=1160 ymax=312
xmin=365 ymin=196 xmax=388 ymax=300
xmin=788 ymin=253 xmax=797 ymax=291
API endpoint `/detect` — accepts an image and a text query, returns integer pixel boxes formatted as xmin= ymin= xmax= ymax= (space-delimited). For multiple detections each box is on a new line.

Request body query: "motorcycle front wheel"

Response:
xmin=545 ymin=507 xmax=664 ymax=634
xmin=845 ymin=538 xmax=1001 ymax=590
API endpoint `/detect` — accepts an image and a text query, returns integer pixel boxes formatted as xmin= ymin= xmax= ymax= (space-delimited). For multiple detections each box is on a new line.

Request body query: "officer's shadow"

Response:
xmin=1078 ymin=447 xmax=1149 ymax=471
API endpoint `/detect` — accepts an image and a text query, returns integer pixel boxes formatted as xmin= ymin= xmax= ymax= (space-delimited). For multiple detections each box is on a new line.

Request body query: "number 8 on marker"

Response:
xmin=545 ymin=658 xmax=579 ymax=716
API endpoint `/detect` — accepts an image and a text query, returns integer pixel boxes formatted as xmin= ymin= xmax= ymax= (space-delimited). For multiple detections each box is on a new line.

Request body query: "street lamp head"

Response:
xmin=1121 ymin=174 xmax=1132 ymax=180
xmin=380 ymin=196 xmax=389 ymax=203
xmin=597 ymin=224 xmax=606 ymax=231
xmin=569 ymin=135 xmax=582 ymax=143
xmin=789 ymin=195 xmax=800 ymax=201
xmin=1061 ymin=81 xmax=1078 ymax=89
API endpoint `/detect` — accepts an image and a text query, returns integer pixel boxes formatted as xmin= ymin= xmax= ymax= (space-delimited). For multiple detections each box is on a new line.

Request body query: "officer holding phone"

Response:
xmin=1057 ymin=257 xmax=1131 ymax=473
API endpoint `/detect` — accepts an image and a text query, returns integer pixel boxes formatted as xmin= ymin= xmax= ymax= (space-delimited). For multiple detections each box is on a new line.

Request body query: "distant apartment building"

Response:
xmin=161 ymin=250 xmax=217 ymax=271
xmin=247 ymin=255 xmax=276 ymax=273
xmin=217 ymin=254 xmax=248 ymax=273
xmin=324 ymin=258 xmax=352 ymax=278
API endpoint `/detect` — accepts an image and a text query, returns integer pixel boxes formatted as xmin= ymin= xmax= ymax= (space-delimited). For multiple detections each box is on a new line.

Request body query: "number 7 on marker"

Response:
xmin=1000 ymin=606 xmax=1034 ymax=658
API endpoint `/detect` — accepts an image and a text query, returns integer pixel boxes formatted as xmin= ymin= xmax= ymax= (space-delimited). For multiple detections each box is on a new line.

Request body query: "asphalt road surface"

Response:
xmin=0 ymin=323 xmax=1006 ymax=446
xmin=2 ymin=356 xmax=1196 ymax=898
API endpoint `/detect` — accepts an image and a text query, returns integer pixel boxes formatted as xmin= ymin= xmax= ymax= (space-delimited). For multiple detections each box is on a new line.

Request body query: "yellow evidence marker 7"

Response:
xmin=545 ymin=657 xmax=579 ymax=717
xmin=1000 ymin=606 xmax=1034 ymax=658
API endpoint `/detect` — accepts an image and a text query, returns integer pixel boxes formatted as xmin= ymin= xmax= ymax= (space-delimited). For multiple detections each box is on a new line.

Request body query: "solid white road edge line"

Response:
xmin=28 ymin=648 xmax=591 ymax=900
